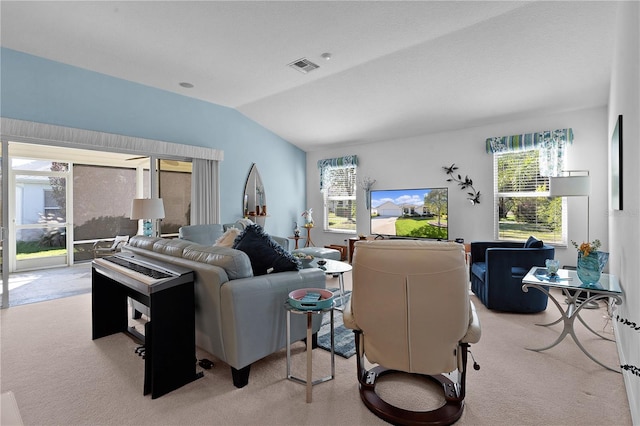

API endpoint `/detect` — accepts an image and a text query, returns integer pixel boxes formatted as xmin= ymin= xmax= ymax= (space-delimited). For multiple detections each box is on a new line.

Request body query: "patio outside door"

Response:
xmin=12 ymin=158 xmax=70 ymax=271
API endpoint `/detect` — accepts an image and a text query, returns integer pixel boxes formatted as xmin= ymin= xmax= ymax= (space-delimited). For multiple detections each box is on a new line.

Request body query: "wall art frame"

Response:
xmin=610 ymin=114 xmax=623 ymax=210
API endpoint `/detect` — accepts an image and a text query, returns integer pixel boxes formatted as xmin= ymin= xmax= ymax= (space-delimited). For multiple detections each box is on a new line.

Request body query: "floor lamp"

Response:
xmin=549 ymin=170 xmax=591 ymax=242
xmin=549 ymin=170 xmax=595 ymax=307
xmin=131 ymin=198 xmax=165 ymax=237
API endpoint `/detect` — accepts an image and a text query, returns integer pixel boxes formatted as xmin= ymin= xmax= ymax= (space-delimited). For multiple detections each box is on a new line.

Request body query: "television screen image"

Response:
xmin=370 ymin=187 xmax=448 ymax=240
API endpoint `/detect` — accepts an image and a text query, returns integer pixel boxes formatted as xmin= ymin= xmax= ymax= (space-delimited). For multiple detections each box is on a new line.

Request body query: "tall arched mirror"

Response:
xmin=243 ymin=163 xmax=266 ymax=221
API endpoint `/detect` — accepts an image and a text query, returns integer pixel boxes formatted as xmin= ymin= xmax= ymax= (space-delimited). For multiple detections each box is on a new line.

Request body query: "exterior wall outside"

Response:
xmin=608 ymin=2 xmax=640 ymax=422
xmin=15 ymin=178 xmax=50 ymax=241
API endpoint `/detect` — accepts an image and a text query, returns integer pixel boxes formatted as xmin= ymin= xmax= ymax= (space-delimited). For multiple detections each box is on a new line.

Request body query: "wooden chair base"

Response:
xmin=358 ymin=366 xmax=464 ymax=426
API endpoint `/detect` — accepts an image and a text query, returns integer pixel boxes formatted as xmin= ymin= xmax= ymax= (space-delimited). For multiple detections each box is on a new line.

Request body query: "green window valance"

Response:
xmin=317 ymin=155 xmax=358 ymax=190
xmin=485 ymin=128 xmax=574 ymax=153
xmin=486 ymin=129 xmax=574 ymax=177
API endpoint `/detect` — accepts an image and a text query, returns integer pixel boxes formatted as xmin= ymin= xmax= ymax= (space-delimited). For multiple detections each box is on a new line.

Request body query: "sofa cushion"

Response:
xmin=524 ymin=236 xmax=543 ymax=248
xmin=182 ymin=245 xmax=253 ymax=280
xmin=215 ymin=227 xmax=242 ymax=247
xmin=152 ymin=238 xmax=194 ymax=256
xmin=232 ymin=224 xmax=299 ymax=276
xmin=179 ymin=224 xmax=225 ymax=245
xmin=127 ymin=235 xmax=161 ymax=251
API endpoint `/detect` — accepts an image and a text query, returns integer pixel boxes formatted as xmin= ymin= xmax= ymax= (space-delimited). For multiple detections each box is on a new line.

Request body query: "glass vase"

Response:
xmin=576 ymin=251 xmax=609 ymax=285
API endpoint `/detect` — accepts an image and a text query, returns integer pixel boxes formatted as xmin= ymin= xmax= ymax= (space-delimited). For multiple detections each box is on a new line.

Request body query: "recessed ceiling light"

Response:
xmin=321 ymin=52 xmax=332 ymax=61
xmin=179 ymin=82 xmax=194 ymax=88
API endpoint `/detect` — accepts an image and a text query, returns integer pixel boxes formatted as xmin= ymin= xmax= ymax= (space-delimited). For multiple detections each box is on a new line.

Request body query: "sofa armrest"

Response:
xmin=470 ymin=241 xmax=522 ymax=263
xmin=219 ymin=268 xmax=326 ymax=369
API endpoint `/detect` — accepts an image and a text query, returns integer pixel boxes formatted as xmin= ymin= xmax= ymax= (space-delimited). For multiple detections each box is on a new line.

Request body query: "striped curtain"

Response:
xmin=317 ymin=155 xmax=358 ymax=190
xmin=486 ymin=129 xmax=573 ymax=177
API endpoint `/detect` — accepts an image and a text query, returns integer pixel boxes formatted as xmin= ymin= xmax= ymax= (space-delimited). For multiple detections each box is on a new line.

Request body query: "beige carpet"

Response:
xmin=0 ymin=273 xmax=632 ymax=425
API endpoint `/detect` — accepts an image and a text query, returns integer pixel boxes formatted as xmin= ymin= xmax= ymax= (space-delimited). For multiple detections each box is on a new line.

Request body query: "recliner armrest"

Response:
xmin=461 ymin=301 xmax=481 ymax=344
xmin=342 ymin=299 xmax=359 ymax=331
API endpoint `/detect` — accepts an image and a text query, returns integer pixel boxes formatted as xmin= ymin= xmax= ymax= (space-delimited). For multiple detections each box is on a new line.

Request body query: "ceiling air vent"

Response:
xmin=288 ymin=58 xmax=319 ymax=74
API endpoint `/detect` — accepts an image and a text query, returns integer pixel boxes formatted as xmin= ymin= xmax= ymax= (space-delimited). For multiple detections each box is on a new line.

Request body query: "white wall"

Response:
xmin=608 ymin=2 xmax=640 ymax=422
xmin=307 ymin=106 xmax=609 ymax=270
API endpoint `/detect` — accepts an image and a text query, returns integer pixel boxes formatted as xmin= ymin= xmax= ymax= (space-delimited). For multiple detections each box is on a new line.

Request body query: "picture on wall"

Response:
xmin=610 ymin=114 xmax=623 ymax=210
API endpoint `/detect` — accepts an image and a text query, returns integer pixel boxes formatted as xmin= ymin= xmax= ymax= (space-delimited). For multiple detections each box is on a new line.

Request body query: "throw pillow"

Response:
xmin=232 ymin=223 xmax=299 ymax=275
xmin=215 ymin=227 xmax=241 ymax=247
xmin=524 ymin=236 xmax=543 ymax=248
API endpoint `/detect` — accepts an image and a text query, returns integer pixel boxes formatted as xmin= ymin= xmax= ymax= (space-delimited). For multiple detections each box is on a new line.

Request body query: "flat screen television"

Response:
xmin=370 ymin=187 xmax=448 ymax=240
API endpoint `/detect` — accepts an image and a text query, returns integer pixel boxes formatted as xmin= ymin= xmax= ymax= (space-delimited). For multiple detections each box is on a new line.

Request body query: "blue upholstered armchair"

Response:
xmin=470 ymin=239 xmax=555 ymax=313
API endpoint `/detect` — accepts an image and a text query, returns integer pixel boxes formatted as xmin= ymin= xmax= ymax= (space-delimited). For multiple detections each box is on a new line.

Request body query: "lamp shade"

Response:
xmin=130 ymin=198 xmax=165 ymax=219
xmin=549 ymin=176 xmax=591 ymax=197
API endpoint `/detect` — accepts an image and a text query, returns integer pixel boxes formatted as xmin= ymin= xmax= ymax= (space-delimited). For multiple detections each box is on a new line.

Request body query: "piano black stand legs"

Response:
xmin=92 ymin=259 xmax=200 ymax=399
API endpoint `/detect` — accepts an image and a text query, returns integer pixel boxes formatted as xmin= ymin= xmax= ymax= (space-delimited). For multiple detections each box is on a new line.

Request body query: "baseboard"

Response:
xmin=614 ymin=319 xmax=639 ymax=424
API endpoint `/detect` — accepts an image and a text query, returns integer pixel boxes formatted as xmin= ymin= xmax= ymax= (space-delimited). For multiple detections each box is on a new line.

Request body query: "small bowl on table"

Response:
xmin=293 ymin=253 xmax=314 ymax=267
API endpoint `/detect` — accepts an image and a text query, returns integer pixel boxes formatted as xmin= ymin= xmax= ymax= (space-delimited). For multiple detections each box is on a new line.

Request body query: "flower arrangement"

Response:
xmin=359 ymin=177 xmax=376 ymax=210
xmin=571 ymin=239 xmax=601 ymax=257
xmin=256 ymin=185 xmax=264 ymax=205
xmin=301 ymin=208 xmax=314 ymax=227
xmin=359 ymin=176 xmax=376 ymax=191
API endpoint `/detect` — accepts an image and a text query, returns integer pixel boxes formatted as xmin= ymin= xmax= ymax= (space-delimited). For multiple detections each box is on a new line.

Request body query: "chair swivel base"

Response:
xmin=359 ymin=366 xmax=464 ymax=426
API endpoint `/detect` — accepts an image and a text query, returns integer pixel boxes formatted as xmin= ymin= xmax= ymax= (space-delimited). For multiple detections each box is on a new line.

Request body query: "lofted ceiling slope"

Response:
xmin=0 ymin=1 xmax=618 ymax=151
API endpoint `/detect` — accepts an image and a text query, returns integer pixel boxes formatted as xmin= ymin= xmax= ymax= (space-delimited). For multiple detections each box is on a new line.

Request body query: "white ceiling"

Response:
xmin=1 ymin=1 xmax=619 ymax=152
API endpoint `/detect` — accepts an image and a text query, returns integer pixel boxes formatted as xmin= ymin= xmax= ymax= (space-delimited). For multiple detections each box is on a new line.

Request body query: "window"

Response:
xmin=495 ymin=149 xmax=565 ymax=244
xmin=158 ymin=159 xmax=192 ymax=235
xmin=318 ymin=155 xmax=358 ymax=233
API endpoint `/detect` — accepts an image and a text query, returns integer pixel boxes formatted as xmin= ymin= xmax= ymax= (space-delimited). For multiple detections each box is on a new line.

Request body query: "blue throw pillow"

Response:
xmin=524 ymin=236 xmax=543 ymax=248
xmin=232 ymin=224 xmax=299 ymax=276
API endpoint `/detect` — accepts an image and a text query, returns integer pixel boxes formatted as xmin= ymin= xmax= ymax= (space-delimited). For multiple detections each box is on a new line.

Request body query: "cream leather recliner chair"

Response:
xmin=343 ymin=239 xmax=481 ymax=425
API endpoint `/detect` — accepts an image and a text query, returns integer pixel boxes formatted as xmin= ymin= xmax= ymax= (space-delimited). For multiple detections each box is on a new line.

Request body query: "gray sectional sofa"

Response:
xmin=123 ymin=234 xmax=326 ymax=388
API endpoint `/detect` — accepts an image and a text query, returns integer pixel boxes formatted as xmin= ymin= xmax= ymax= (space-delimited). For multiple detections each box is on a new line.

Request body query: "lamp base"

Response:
xmin=143 ymin=220 xmax=153 ymax=237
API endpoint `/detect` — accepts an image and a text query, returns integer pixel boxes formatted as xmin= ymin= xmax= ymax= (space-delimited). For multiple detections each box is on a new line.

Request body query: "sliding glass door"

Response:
xmin=0 ymin=142 xmax=194 ymax=305
xmin=1 ymin=141 xmax=8 ymax=308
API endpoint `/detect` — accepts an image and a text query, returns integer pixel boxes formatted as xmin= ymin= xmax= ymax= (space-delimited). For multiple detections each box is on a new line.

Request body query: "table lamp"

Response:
xmin=131 ymin=198 xmax=165 ymax=237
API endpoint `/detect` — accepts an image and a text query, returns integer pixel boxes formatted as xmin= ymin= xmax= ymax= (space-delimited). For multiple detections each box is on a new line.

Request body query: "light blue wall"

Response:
xmin=0 ymin=47 xmax=306 ymax=238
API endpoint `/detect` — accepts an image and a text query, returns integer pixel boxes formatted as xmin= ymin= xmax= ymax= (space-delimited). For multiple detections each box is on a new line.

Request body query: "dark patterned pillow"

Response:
xmin=232 ymin=224 xmax=299 ymax=276
xmin=524 ymin=236 xmax=543 ymax=248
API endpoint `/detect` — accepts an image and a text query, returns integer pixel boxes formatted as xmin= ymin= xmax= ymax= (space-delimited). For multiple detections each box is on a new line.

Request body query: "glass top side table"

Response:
xmin=521 ymin=266 xmax=623 ymax=372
